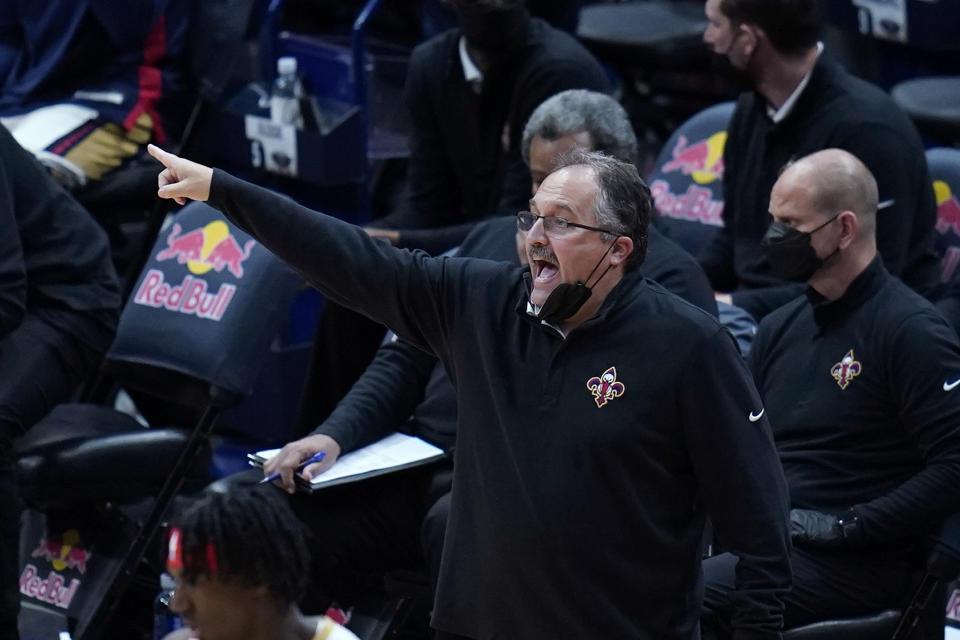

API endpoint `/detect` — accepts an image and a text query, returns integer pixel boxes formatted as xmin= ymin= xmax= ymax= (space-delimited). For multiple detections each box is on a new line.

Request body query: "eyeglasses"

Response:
xmin=517 ymin=211 xmax=617 ymax=237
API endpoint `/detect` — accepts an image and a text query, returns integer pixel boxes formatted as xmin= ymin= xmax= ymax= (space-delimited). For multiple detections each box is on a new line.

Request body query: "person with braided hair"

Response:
xmin=160 ymin=487 xmax=359 ymax=640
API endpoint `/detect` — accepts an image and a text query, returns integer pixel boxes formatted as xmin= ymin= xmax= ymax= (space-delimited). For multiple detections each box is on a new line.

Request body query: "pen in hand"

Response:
xmin=259 ymin=451 xmax=327 ymax=485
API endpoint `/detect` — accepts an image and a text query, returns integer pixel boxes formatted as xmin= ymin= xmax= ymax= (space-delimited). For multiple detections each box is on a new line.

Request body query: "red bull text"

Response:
xmin=20 ymin=530 xmax=91 ymax=609
xmin=135 ymin=272 xmax=235 ymax=321
xmin=134 ymin=220 xmax=254 ymax=321
xmin=650 ymin=180 xmax=724 ymax=227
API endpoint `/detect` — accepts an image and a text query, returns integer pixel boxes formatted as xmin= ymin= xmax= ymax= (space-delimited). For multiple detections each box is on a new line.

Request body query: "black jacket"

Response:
xmin=700 ymin=53 xmax=938 ymax=320
xmin=381 ymin=17 xmax=608 ymax=252
xmin=0 ymin=123 xmax=119 ymax=349
xmin=208 ymin=170 xmax=791 ymax=640
xmin=316 ymin=215 xmax=718 ymax=455
xmin=750 ymin=259 xmax=960 ymax=545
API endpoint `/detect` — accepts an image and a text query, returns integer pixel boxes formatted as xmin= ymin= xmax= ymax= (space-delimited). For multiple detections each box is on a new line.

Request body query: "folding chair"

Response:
xmin=15 ymin=202 xmax=301 ymax=640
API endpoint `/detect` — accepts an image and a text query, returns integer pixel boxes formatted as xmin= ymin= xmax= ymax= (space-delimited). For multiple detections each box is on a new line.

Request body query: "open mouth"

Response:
xmin=533 ymin=259 xmax=559 ymax=284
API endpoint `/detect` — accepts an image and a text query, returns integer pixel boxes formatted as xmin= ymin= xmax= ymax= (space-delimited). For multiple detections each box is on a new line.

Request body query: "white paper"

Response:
xmin=252 ymin=432 xmax=444 ymax=489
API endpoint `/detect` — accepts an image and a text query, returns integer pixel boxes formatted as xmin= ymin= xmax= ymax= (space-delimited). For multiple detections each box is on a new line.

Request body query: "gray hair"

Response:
xmin=521 ymin=90 xmax=637 ymax=166
xmin=552 ymin=149 xmax=651 ymax=270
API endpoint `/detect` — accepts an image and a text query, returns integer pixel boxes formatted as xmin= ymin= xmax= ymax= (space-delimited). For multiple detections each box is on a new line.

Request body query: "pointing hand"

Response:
xmin=147 ymin=144 xmax=213 ymax=205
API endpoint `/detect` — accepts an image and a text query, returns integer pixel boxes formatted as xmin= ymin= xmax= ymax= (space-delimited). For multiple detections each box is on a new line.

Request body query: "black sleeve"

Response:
xmin=680 ymin=327 xmax=791 ymax=639
xmin=313 ymin=336 xmax=439 ymax=454
xmin=0 ymin=158 xmax=26 ymax=339
xmin=397 ymin=222 xmax=478 ymax=255
xmin=855 ymin=310 xmax=960 ymax=542
xmin=731 ymin=283 xmax=805 ymax=321
xmin=206 ymin=170 xmax=500 ymax=367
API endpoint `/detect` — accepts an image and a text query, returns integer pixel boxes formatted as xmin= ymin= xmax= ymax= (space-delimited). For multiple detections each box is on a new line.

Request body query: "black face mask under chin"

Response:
xmin=529 ymin=242 xmax=616 ymax=325
xmin=762 ymin=214 xmax=840 ymax=282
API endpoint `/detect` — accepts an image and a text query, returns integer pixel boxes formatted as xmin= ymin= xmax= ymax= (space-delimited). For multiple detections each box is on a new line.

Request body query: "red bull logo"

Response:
xmin=934 ymin=180 xmax=960 ymax=236
xmin=650 ymin=179 xmax=724 ymax=227
xmin=661 ymin=132 xmax=727 ymax=185
xmin=134 ymin=270 xmax=235 ymax=321
xmin=946 ymin=589 xmax=960 ymax=622
xmin=30 ymin=529 xmax=91 ymax=574
xmin=134 ymin=220 xmax=252 ymax=321
xmin=20 ymin=529 xmax=89 ymax=610
xmin=19 ymin=565 xmax=80 ymax=610
xmin=156 ymin=220 xmax=255 ymax=279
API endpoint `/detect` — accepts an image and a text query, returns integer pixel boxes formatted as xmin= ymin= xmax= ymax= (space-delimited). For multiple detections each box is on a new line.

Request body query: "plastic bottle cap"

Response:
xmin=277 ymin=56 xmax=297 ymax=75
xmin=160 ymin=573 xmax=177 ymax=591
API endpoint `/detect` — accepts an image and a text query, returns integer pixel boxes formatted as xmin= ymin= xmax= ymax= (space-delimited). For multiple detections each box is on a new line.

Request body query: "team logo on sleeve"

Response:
xmin=586 ymin=366 xmax=625 ymax=408
xmin=830 ymin=349 xmax=862 ymax=390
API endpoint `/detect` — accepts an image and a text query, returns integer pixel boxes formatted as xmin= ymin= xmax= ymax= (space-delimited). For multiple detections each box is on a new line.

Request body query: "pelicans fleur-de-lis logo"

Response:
xmin=586 ymin=366 xmax=626 ymax=408
xmin=830 ymin=349 xmax=862 ymax=390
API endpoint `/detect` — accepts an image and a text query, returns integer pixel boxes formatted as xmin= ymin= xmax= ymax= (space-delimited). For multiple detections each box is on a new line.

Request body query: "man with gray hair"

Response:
xmin=701 ymin=149 xmax=960 ymax=637
xmin=519 ymin=88 xmax=717 ymax=315
xmin=149 ymin=142 xmax=791 ymax=640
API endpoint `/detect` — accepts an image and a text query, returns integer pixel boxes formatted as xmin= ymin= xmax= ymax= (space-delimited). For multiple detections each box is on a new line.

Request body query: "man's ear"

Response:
xmin=609 ymin=236 xmax=634 ymax=267
xmin=739 ymin=24 xmax=760 ymax=57
xmin=837 ymin=211 xmax=859 ymax=249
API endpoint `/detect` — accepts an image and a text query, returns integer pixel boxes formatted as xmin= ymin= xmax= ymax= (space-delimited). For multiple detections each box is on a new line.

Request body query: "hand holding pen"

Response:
xmin=260 ymin=434 xmax=342 ymax=493
xmin=260 ymin=451 xmax=326 ymax=486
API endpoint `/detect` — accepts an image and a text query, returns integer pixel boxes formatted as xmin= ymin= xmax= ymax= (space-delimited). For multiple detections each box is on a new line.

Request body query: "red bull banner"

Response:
xmin=133 ymin=220 xmax=255 ymax=321
xmin=20 ymin=529 xmax=91 ymax=610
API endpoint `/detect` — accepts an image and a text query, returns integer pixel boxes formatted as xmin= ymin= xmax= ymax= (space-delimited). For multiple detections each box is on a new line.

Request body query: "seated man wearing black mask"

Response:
xmin=701 ymin=149 xmax=960 ymax=638
xmin=700 ymin=0 xmax=938 ymax=321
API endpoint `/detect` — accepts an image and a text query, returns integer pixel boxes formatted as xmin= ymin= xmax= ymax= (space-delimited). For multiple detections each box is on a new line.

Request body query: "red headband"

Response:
xmin=168 ymin=527 xmax=219 ymax=573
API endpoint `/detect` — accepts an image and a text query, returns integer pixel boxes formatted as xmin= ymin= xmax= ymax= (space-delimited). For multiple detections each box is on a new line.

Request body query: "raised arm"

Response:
xmin=148 ymin=145 xmax=482 ymax=360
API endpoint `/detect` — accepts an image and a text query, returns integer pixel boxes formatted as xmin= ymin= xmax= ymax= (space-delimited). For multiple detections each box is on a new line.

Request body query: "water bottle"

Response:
xmin=270 ymin=56 xmax=305 ymax=128
xmin=153 ymin=573 xmax=183 ymax=640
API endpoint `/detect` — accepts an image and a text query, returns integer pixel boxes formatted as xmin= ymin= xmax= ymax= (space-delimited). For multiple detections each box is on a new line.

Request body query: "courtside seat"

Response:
xmin=647 ymin=101 xmax=734 ymax=257
xmin=14 ymin=202 xmax=301 ymax=640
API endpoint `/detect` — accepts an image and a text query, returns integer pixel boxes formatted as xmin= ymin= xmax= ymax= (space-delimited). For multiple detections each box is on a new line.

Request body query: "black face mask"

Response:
xmin=762 ymin=214 xmax=840 ymax=282
xmin=453 ymin=4 xmax=527 ymax=57
xmin=528 ymin=241 xmax=616 ymax=325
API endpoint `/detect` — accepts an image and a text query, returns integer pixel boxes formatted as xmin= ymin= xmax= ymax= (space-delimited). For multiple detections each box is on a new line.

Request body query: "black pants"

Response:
xmin=700 ymin=546 xmax=921 ymax=639
xmin=0 ymin=313 xmax=106 ymax=640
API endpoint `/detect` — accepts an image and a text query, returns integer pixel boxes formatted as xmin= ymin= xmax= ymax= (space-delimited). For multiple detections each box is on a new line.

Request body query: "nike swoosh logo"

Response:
xmin=749 ymin=408 xmax=765 ymax=422
xmin=944 ymin=379 xmax=960 ymax=391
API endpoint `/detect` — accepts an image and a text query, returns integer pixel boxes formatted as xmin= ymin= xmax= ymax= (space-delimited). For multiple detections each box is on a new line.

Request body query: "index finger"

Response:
xmin=147 ymin=143 xmax=176 ymax=166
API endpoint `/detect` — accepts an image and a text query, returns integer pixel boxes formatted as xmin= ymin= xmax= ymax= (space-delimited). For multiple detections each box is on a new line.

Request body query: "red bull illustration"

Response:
xmin=934 ymin=180 xmax=960 ymax=283
xmin=156 ymin=220 xmax=255 ymax=278
xmin=20 ymin=529 xmax=90 ymax=609
xmin=134 ymin=220 xmax=255 ymax=321
xmin=662 ymin=132 xmax=726 ymax=185
xmin=652 ymin=130 xmax=728 ymax=227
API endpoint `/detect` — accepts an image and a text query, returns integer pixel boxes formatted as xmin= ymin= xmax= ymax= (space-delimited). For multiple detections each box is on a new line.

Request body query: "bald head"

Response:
xmin=778 ymin=149 xmax=879 ymax=236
